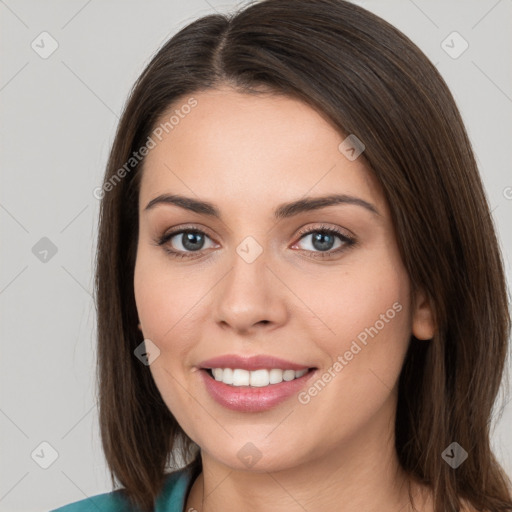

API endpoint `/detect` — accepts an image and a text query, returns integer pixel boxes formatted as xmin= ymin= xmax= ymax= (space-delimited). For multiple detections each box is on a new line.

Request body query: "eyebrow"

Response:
xmin=144 ymin=193 xmax=380 ymax=219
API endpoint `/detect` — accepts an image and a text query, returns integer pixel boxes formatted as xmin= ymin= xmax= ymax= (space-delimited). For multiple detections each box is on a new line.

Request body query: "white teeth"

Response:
xmin=283 ymin=369 xmax=296 ymax=381
xmin=222 ymin=367 xmax=234 ymax=385
xmin=209 ymin=368 xmax=309 ymax=387
xmin=232 ymin=369 xmax=250 ymax=386
xmin=269 ymin=368 xmax=283 ymax=384
xmin=250 ymin=369 xmax=269 ymax=387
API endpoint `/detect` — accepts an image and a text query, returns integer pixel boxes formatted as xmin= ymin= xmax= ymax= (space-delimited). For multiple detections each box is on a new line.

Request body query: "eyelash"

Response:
xmin=154 ymin=224 xmax=357 ymax=260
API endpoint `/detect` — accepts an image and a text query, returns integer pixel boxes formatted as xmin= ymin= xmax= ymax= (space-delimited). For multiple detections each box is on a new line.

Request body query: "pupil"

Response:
xmin=313 ymin=232 xmax=334 ymax=251
xmin=183 ymin=232 xmax=204 ymax=251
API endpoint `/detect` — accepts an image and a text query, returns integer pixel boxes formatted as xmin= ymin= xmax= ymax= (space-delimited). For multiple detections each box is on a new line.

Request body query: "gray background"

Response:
xmin=1 ymin=0 xmax=511 ymax=510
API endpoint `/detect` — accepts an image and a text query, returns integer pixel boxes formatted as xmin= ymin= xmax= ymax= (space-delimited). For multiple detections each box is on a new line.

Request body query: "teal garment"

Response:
xmin=49 ymin=466 xmax=195 ymax=512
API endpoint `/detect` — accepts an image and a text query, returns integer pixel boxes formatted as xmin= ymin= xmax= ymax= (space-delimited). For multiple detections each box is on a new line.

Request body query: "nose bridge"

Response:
xmin=213 ymin=234 xmax=286 ymax=331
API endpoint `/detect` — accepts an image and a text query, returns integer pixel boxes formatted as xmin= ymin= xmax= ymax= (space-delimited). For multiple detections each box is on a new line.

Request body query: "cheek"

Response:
xmin=335 ymin=272 xmax=409 ymax=353
xmin=303 ymin=256 xmax=411 ymax=407
xmin=295 ymin=246 xmax=412 ymax=374
xmin=133 ymin=250 xmax=205 ymax=427
xmin=282 ymin=259 xmax=412 ymax=456
xmin=324 ymin=241 xmax=409 ymax=344
xmin=133 ymin=246 xmax=204 ymax=345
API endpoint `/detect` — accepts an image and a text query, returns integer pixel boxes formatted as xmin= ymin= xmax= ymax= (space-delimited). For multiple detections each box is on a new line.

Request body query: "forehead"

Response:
xmin=139 ymin=87 xmax=386 ymax=218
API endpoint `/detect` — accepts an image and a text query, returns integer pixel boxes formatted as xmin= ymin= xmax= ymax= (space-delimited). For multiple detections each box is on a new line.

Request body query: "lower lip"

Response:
xmin=199 ymin=369 xmax=316 ymax=412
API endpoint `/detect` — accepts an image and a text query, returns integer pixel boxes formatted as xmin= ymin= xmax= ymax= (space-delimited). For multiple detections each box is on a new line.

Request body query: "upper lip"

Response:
xmin=198 ymin=354 xmax=314 ymax=371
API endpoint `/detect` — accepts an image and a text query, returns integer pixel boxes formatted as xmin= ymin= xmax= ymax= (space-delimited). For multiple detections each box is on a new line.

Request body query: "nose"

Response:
xmin=213 ymin=243 xmax=289 ymax=335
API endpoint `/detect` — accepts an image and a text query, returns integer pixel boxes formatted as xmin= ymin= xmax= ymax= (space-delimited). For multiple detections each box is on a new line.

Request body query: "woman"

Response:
xmin=51 ymin=0 xmax=512 ymax=511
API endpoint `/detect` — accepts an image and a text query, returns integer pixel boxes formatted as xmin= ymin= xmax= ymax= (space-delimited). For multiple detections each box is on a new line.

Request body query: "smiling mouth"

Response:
xmin=204 ymin=367 xmax=316 ymax=387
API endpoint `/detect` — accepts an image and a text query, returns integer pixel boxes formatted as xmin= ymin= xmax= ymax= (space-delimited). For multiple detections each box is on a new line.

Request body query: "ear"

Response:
xmin=411 ymin=289 xmax=436 ymax=340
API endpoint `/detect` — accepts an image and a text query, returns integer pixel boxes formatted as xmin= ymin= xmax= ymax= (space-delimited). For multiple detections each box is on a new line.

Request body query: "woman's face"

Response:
xmin=134 ymin=87 xmax=433 ymax=473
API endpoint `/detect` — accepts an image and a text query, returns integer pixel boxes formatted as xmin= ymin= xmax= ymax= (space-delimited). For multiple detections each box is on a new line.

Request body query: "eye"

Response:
xmin=154 ymin=224 xmax=356 ymax=259
xmin=292 ymin=224 xmax=356 ymax=259
xmin=155 ymin=227 xmax=217 ymax=259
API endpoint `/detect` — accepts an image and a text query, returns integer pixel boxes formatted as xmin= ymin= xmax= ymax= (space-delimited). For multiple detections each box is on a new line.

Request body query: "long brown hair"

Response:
xmin=94 ymin=1 xmax=512 ymax=510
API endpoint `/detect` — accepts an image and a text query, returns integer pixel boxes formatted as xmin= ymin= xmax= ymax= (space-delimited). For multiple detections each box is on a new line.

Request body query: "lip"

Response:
xmin=197 ymin=355 xmax=318 ymax=413
xmin=199 ymin=368 xmax=317 ymax=412
xmin=197 ymin=354 xmax=312 ymax=371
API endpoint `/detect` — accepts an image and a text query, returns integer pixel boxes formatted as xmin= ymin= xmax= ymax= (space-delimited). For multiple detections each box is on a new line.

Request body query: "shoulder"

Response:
xmin=49 ymin=488 xmax=135 ymax=512
xmin=49 ymin=467 xmax=194 ymax=512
